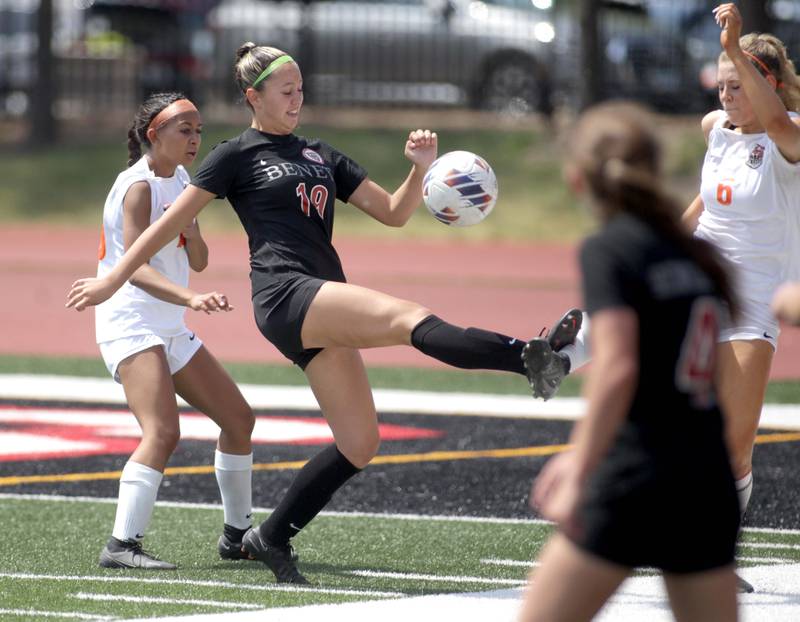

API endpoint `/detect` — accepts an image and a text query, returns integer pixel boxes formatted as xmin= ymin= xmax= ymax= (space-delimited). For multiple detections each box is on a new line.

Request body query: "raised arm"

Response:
xmin=66 ymin=184 xmax=215 ymax=311
xmin=348 ymin=129 xmax=438 ymax=227
xmin=715 ymin=3 xmax=800 ymax=162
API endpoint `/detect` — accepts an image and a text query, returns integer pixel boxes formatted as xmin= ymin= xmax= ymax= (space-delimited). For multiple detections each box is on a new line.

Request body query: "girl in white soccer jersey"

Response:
xmin=95 ymin=93 xmax=256 ymax=569
xmin=682 ymin=3 xmax=800 ymax=587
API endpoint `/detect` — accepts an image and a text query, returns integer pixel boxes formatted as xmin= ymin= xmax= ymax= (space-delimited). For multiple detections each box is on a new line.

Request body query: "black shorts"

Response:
xmin=252 ymin=275 xmax=328 ymax=369
xmin=571 ymin=459 xmax=740 ymax=574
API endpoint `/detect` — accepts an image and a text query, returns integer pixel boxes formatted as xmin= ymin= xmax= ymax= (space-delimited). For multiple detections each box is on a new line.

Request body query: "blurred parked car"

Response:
xmin=553 ymin=0 xmax=718 ymax=113
xmin=85 ymin=0 xmax=221 ymax=101
xmin=207 ymin=0 xmax=557 ymax=114
xmin=684 ymin=0 xmax=800 ymax=108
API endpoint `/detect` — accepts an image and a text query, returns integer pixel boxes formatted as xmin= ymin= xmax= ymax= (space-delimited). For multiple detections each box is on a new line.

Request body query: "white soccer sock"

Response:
xmin=111 ymin=461 xmax=163 ymax=542
xmin=560 ymin=312 xmax=591 ymax=373
xmin=214 ymin=450 xmax=253 ymax=529
xmin=735 ymin=471 xmax=753 ymax=520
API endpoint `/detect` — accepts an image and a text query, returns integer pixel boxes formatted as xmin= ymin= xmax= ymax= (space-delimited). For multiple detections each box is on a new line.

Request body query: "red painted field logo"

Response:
xmin=0 ymin=406 xmax=442 ymax=462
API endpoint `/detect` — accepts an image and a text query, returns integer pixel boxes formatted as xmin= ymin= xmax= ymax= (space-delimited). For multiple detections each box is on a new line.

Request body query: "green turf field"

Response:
xmin=2 ymin=495 xmax=799 ymax=621
xmin=0 ymin=495 xmax=546 ymax=620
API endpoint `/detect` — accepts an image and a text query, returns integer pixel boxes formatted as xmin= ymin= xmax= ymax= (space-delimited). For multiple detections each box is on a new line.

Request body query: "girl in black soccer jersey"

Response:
xmin=518 ymin=102 xmax=740 ymax=622
xmin=66 ymin=43 xmax=583 ymax=584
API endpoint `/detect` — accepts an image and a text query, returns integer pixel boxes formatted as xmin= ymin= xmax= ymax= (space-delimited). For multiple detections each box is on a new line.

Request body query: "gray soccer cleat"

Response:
xmin=522 ymin=337 xmax=569 ymax=401
xmin=243 ymin=529 xmax=308 ymax=584
xmin=98 ymin=540 xmax=177 ymax=570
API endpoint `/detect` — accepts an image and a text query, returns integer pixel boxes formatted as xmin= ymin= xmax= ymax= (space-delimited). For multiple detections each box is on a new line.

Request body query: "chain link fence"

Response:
xmin=2 ymin=0 xmax=798 ymax=145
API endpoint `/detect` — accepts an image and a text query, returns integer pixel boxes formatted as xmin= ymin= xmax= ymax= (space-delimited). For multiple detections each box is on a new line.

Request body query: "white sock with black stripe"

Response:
xmin=215 ymin=450 xmax=253 ymax=530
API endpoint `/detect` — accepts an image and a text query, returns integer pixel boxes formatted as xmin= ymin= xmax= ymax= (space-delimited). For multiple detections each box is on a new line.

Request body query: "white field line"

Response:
xmin=740 ymin=541 xmax=800 ymax=551
xmin=737 ymin=555 xmax=795 ymax=564
xmin=72 ymin=592 xmax=261 ymax=610
xmin=0 ymin=609 xmax=116 ymax=620
xmin=3 ymin=374 xmax=800 ymax=430
xmin=349 ymin=570 xmax=526 ymax=586
xmin=0 ymin=573 xmax=402 ymax=599
xmin=480 ymin=558 xmax=534 ymax=568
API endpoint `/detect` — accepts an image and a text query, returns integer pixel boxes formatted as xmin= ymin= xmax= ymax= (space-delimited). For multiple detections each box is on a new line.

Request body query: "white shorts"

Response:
xmin=719 ymin=297 xmax=779 ymax=351
xmin=99 ymin=330 xmax=203 ymax=383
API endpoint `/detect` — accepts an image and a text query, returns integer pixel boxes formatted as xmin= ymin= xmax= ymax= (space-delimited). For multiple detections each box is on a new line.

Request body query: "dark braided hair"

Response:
xmin=569 ymin=101 xmax=738 ymax=316
xmin=126 ymin=92 xmax=188 ymax=167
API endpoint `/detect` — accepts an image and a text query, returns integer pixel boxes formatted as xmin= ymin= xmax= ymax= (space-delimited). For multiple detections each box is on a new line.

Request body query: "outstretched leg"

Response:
xmin=302 ymin=281 xmax=527 ymax=373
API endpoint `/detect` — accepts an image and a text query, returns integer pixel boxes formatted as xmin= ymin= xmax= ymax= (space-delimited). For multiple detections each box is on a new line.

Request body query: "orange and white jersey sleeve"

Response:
xmin=95 ymin=157 xmax=192 ymax=344
xmin=696 ymin=111 xmax=800 ymax=305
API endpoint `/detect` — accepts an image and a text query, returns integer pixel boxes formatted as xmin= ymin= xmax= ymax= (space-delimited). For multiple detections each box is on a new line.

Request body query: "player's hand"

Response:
xmin=66 ymin=276 xmax=117 ymax=311
xmin=188 ymin=291 xmax=233 ymax=314
xmin=531 ymin=450 xmax=584 ymax=537
xmin=405 ymin=129 xmax=438 ymax=170
xmin=772 ymin=282 xmax=800 ymax=325
xmin=181 ymin=217 xmax=201 ymax=241
xmin=714 ymin=3 xmax=742 ymax=55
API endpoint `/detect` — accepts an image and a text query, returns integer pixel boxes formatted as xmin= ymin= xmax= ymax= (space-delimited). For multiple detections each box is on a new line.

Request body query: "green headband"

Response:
xmin=252 ymin=55 xmax=295 ymax=88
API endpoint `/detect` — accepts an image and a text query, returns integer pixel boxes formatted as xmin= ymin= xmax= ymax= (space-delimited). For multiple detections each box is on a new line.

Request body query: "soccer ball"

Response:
xmin=422 ymin=150 xmax=498 ymax=227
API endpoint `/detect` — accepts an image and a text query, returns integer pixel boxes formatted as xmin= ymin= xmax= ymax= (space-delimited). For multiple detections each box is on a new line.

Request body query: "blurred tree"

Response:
xmin=29 ymin=0 xmax=56 ymax=148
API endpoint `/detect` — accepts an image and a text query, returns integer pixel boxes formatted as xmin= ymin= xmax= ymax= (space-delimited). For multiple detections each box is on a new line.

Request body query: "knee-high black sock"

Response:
xmin=410 ymin=314 xmax=526 ymax=375
xmin=258 ymin=444 xmax=361 ymax=545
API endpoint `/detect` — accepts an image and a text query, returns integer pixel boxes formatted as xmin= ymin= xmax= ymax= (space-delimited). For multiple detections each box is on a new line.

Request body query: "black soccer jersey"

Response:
xmin=580 ymin=212 xmax=727 ymax=455
xmin=576 ymin=213 xmax=738 ymax=571
xmin=192 ymin=128 xmax=368 ymax=295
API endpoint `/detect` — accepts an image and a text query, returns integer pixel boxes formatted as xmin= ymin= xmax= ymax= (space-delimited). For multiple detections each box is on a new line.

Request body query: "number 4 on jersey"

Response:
xmin=676 ymin=297 xmax=720 ymax=406
xmin=296 ymin=183 xmax=329 ymax=219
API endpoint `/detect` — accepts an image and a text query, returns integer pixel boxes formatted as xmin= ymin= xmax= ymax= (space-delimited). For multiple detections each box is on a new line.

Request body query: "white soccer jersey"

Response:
xmin=696 ymin=111 xmax=800 ymax=306
xmin=95 ymin=156 xmax=191 ymax=344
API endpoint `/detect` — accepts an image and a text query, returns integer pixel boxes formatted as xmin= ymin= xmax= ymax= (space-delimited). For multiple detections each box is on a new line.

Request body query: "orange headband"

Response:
xmin=147 ymin=99 xmax=198 ymax=132
xmin=743 ymin=51 xmax=782 ymax=87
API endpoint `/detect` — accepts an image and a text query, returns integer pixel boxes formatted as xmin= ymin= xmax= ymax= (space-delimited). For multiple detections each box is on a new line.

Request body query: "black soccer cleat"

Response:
xmin=736 ymin=573 xmax=755 ymax=593
xmin=219 ymin=528 xmax=299 ymax=562
xmin=218 ymin=531 xmax=253 ymax=561
xmin=98 ymin=539 xmax=177 ymax=570
xmin=242 ymin=529 xmax=308 ymax=584
xmin=522 ymin=337 xmax=569 ymax=401
xmin=542 ymin=307 xmax=583 ymax=352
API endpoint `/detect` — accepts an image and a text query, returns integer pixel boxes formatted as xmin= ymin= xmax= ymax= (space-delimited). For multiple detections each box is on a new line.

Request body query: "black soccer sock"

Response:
xmin=410 ymin=315 xmax=526 ymax=375
xmin=223 ymin=523 xmax=249 ymax=544
xmin=258 ymin=444 xmax=361 ymax=545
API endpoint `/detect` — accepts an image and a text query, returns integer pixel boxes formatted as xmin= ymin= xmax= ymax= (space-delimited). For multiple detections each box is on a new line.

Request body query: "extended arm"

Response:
xmin=67 ymin=184 xmax=215 ymax=310
xmin=716 ymin=3 xmax=800 ymax=162
xmin=348 ymin=129 xmax=438 ymax=227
